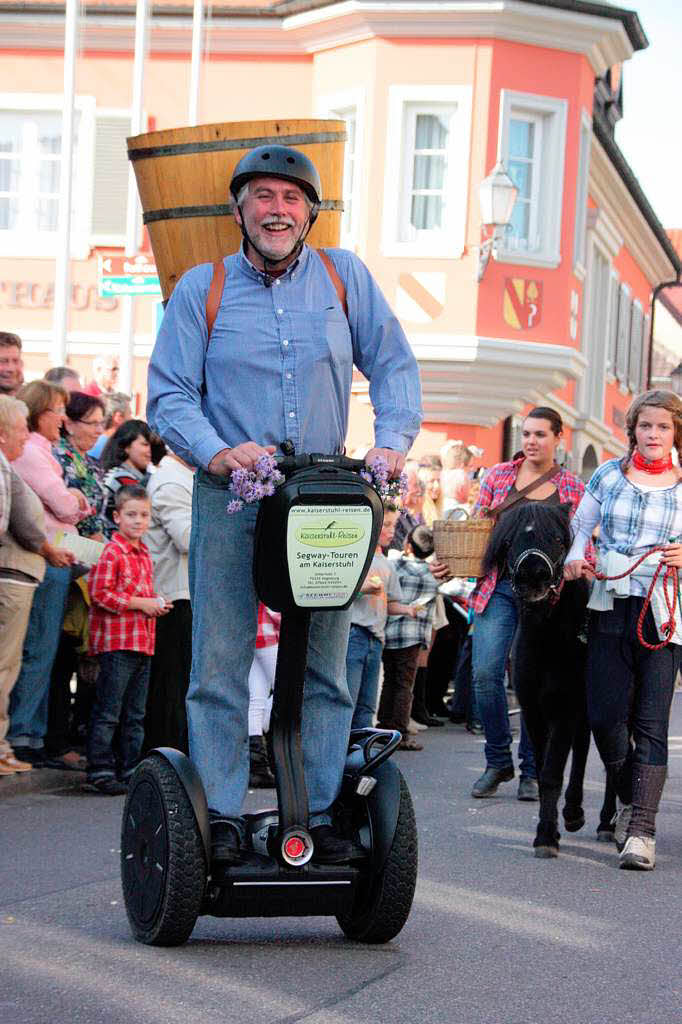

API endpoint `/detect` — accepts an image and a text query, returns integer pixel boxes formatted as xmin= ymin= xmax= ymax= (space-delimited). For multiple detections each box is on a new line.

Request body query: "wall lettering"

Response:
xmin=0 ymin=281 xmax=118 ymax=312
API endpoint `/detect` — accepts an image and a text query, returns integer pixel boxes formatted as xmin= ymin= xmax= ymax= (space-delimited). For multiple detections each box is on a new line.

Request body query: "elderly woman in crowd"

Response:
xmin=53 ymin=391 xmax=107 ymax=540
xmin=0 ymin=395 xmax=73 ymax=772
xmin=88 ymin=391 xmax=131 ymax=460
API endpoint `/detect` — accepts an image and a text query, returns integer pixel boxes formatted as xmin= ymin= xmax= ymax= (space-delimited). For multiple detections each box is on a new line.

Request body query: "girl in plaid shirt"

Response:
xmin=565 ymin=390 xmax=682 ymax=871
xmin=87 ymin=485 xmax=171 ymax=795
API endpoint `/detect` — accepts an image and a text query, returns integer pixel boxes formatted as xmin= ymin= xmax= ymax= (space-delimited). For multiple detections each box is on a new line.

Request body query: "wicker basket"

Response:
xmin=433 ymin=517 xmax=495 ymax=578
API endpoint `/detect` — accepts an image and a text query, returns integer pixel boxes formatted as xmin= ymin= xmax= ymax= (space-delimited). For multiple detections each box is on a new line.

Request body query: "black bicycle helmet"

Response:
xmin=230 ymin=145 xmax=322 ymax=205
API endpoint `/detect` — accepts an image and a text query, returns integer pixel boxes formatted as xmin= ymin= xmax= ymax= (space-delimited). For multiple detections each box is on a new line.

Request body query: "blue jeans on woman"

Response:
xmin=346 ymin=624 xmax=383 ymax=730
xmin=472 ymin=578 xmax=536 ymax=777
xmin=188 ymin=471 xmax=354 ymax=828
xmin=8 ymin=565 xmax=71 ymax=749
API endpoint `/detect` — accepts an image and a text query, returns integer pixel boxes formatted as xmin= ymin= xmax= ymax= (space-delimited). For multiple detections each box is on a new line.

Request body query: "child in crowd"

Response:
xmin=346 ymin=503 xmax=418 ymax=732
xmin=86 ymin=485 xmax=171 ymax=794
xmin=378 ymin=525 xmax=439 ymax=751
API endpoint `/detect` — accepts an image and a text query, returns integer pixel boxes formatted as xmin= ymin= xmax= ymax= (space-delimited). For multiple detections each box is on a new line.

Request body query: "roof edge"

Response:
xmin=507 ymin=0 xmax=647 ymax=52
xmin=0 ymin=0 xmax=652 ymax=42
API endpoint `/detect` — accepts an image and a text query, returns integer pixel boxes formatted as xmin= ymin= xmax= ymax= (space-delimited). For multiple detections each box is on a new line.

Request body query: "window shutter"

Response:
xmin=615 ymin=283 xmax=631 ymax=385
xmin=90 ymin=113 xmax=132 ymax=242
xmin=573 ymin=115 xmax=590 ymax=270
xmin=606 ymin=270 xmax=619 ymax=375
xmin=628 ymin=302 xmax=643 ymax=393
xmin=641 ymin=313 xmax=651 ymax=390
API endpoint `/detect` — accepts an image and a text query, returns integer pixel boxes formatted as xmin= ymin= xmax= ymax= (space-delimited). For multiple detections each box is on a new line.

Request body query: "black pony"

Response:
xmin=482 ymin=501 xmax=615 ymax=857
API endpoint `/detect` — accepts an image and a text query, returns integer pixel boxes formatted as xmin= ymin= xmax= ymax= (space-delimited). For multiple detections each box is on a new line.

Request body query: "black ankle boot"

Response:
xmin=249 ymin=734 xmax=275 ymax=788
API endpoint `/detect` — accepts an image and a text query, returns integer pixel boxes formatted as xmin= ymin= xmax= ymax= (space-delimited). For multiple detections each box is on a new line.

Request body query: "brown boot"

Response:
xmin=397 ymin=735 xmax=423 ymax=751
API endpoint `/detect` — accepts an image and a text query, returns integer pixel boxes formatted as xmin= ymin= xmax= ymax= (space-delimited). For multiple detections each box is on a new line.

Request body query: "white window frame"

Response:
xmin=0 ymin=92 xmax=96 ymax=260
xmin=573 ymin=109 xmax=591 ymax=277
xmin=382 ymin=85 xmax=472 ymax=259
xmin=497 ymin=90 xmax=568 ymax=269
xmin=315 ymin=88 xmax=364 ymax=251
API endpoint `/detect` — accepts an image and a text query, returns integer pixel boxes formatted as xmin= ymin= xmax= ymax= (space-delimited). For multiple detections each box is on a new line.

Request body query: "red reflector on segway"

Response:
xmin=284 ymin=836 xmax=305 ymax=859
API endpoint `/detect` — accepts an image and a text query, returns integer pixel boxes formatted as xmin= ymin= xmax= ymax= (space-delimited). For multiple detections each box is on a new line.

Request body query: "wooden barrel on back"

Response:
xmin=127 ymin=119 xmax=346 ymax=300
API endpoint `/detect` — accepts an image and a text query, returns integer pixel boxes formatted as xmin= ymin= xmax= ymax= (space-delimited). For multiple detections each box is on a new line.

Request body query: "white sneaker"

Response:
xmin=619 ymin=835 xmax=655 ymax=871
xmin=408 ymin=718 xmax=428 ymax=733
xmin=612 ymin=802 xmax=632 ymax=851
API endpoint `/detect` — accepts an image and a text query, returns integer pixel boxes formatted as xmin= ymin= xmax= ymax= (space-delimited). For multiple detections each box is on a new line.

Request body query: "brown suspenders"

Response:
xmin=205 ymin=259 xmax=226 ymax=342
xmin=317 ymin=249 xmax=348 ymax=318
xmin=204 ymin=249 xmax=348 ymax=343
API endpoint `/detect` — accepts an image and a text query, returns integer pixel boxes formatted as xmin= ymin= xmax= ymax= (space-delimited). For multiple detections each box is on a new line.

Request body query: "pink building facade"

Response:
xmin=1 ymin=0 xmax=678 ymax=469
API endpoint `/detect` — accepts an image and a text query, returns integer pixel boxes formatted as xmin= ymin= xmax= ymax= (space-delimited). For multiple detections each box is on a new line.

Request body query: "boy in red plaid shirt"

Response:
xmin=87 ymin=485 xmax=172 ymax=794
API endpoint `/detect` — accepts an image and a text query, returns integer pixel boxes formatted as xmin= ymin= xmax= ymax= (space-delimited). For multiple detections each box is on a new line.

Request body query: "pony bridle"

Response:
xmin=509 ymin=548 xmax=563 ymax=601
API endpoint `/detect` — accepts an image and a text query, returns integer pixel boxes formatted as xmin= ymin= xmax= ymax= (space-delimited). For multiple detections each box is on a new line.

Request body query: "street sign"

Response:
xmin=98 ymin=254 xmax=161 ymax=297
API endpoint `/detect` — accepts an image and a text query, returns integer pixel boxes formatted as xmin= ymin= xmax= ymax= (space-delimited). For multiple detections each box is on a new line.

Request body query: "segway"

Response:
xmin=121 ymin=451 xmax=418 ymax=946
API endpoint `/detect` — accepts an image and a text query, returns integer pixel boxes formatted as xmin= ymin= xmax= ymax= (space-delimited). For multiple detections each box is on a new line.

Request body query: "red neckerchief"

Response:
xmin=631 ymin=451 xmax=673 ymax=474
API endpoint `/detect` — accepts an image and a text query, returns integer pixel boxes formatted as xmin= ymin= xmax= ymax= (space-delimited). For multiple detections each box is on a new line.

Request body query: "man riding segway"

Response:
xmin=147 ymin=144 xmax=423 ymax=867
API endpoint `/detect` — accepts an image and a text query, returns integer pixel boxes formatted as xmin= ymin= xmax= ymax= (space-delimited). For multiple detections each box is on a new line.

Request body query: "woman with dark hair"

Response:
xmin=432 ymin=406 xmax=586 ymax=800
xmin=53 ymin=392 xmax=107 ymax=540
xmin=100 ymin=419 xmax=152 ymax=537
xmin=565 ymin=389 xmax=682 ymax=871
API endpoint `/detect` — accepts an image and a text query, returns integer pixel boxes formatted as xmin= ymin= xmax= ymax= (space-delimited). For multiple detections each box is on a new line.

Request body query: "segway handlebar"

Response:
xmin=275 ymin=451 xmax=367 ymax=477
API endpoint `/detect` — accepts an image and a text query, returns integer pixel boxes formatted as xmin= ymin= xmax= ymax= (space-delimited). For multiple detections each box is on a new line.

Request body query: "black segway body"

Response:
xmin=121 ymin=453 xmax=418 ymax=946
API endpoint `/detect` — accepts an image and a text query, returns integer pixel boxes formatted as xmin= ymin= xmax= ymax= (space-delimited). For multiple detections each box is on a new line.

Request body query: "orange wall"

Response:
xmin=476 ymin=42 xmax=590 ymax=353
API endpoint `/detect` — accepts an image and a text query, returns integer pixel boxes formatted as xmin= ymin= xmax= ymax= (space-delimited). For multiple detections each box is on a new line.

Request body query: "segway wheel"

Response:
xmin=121 ymin=755 xmax=206 ymax=946
xmin=337 ymin=774 xmax=417 ymax=943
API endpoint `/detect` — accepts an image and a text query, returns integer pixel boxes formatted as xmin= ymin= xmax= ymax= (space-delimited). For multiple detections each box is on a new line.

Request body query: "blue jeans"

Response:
xmin=472 ymin=579 xmax=536 ymax=777
xmin=346 ymin=624 xmax=383 ymax=730
xmin=188 ymin=471 xmax=354 ymax=827
xmin=87 ymin=651 xmax=151 ymax=781
xmin=8 ymin=566 xmax=71 ymax=748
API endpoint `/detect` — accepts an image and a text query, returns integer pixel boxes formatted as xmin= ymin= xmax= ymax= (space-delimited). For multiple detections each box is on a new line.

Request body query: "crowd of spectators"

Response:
xmin=0 ymin=334 xmax=192 ymax=783
xmin=0 ymin=329 xmax=487 ymax=789
xmin=346 ymin=442 xmax=486 ymax=754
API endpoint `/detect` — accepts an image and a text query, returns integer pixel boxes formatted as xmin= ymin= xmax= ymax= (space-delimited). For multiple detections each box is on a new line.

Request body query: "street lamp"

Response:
xmin=477 ymin=161 xmax=519 ymax=282
xmin=670 ymin=361 xmax=682 ymax=396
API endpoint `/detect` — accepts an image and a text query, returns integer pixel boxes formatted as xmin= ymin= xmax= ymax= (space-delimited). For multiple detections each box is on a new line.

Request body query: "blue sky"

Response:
xmin=615 ymin=0 xmax=682 ymax=229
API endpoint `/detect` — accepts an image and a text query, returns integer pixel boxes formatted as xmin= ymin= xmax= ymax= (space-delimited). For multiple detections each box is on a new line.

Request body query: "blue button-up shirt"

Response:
xmin=147 ymin=245 xmax=423 ymax=469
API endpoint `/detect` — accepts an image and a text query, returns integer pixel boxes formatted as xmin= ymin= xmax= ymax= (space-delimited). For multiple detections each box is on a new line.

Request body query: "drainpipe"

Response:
xmin=647 ymin=274 xmax=682 ymax=389
xmin=52 ymin=0 xmax=78 ymax=367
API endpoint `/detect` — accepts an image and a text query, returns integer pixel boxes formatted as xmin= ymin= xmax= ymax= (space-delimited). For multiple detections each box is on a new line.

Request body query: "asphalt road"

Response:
xmin=2 ymin=694 xmax=680 ymax=1024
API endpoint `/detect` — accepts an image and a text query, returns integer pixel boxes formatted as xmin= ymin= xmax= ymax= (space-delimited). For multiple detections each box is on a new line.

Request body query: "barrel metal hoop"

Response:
xmin=143 ymin=199 xmax=344 ymax=225
xmin=128 ymin=130 xmax=347 ymax=162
